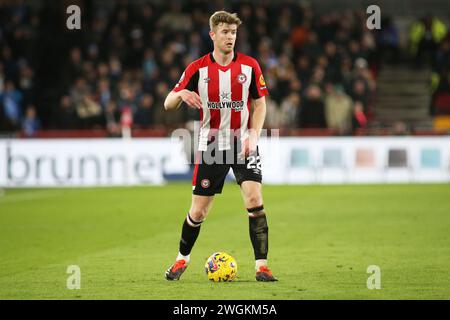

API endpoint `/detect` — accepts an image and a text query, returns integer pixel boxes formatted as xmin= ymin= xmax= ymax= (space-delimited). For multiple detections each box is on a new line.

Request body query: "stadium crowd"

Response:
xmin=0 ymin=0 xmax=448 ymax=137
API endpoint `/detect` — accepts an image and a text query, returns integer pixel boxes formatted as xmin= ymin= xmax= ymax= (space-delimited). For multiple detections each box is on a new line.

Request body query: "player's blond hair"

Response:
xmin=209 ymin=11 xmax=242 ymax=31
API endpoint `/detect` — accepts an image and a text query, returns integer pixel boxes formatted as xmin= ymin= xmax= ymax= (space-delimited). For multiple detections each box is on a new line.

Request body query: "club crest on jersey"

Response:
xmin=201 ymin=179 xmax=210 ymax=188
xmin=237 ymin=73 xmax=247 ymax=84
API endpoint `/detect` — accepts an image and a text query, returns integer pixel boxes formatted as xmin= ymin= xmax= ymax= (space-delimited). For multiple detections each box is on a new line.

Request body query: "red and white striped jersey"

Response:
xmin=172 ymin=52 xmax=269 ymax=151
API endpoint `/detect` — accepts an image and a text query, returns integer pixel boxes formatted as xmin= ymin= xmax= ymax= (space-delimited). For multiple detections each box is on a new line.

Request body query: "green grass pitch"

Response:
xmin=0 ymin=183 xmax=449 ymax=300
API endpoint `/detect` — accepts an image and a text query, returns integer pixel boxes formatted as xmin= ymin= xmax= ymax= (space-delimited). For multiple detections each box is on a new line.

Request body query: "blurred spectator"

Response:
xmin=292 ymin=22 xmax=311 ymax=53
xmin=296 ymin=55 xmax=312 ymax=86
xmin=117 ymin=81 xmax=139 ymax=113
xmin=430 ymin=32 xmax=450 ymax=116
xmin=376 ymin=17 xmax=400 ymax=64
xmin=353 ymin=101 xmax=368 ymax=129
xmin=134 ymin=93 xmax=154 ymax=127
xmin=97 ymin=78 xmax=112 ymax=109
xmin=1 ymin=80 xmax=23 ymax=130
xmin=324 ymin=83 xmax=353 ymax=134
xmin=410 ymin=15 xmax=448 ymax=67
xmin=76 ymin=95 xmax=102 ymax=128
xmin=69 ymin=76 xmax=101 ymax=127
xmin=158 ymin=2 xmax=192 ymax=33
xmin=299 ymin=85 xmax=326 ymax=128
xmin=57 ymin=95 xmax=79 ymax=129
xmin=18 ymin=61 xmax=34 ymax=106
xmin=2 ymin=46 xmax=18 ymax=81
xmin=109 ymin=55 xmax=123 ymax=86
xmin=142 ymin=48 xmax=157 ymax=81
xmin=71 ymin=77 xmax=90 ymax=107
xmin=21 ymin=105 xmax=40 ymax=137
xmin=264 ymin=97 xmax=281 ymax=129
xmin=105 ymin=100 xmax=121 ymax=137
xmin=430 ymin=66 xmax=450 ymax=116
xmin=350 ymin=79 xmax=369 ymax=111
xmin=279 ymin=92 xmax=301 ymax=129
xmin=65 ymin=47 xmax=84 ymax=86
xmin=391 ymin=121 xmax=409 ymax=135
xmin=435 ymin=35 xmax=450 ymax=73
xmin=302 ymin=32 xmax=322 ymax=58
xmin=349 ymin=58 xmax=375 ymax=115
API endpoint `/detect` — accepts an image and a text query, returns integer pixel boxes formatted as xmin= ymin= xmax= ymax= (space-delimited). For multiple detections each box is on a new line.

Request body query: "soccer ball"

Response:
xmin=204 ymin=252 xmax=237 ymax=282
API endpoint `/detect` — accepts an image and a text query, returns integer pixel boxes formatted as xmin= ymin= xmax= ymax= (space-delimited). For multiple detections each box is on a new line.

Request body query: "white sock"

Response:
xmin=255 ymin=259 xmax=268 ymax=270
xmin=176 ymin=252 xmax=190 ymax=263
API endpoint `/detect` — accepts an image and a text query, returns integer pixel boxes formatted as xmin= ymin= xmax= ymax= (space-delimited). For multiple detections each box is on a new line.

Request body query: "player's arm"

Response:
xmin=251 ymin=96 xmax=266 ymax=140
xmin=164 ymin=62 xmax=202 ymax=110
xmin=164 ymin=89 xmax=202 ymax=110
xmin=242 ymin=59 xmax=269 ymax=157
xmin=242 ymin=96 xmax=266 ymax=157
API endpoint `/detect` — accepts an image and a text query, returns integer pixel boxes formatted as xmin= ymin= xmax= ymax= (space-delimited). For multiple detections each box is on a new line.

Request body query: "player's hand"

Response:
xmin=180 ymin=90 xmax=202 ymax=109
xmin=239 ymin=133 xmax=258 ymax=160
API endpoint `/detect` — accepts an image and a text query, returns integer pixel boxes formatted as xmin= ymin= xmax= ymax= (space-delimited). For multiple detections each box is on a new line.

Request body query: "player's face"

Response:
xmin=210 ymin=23 xmax=237 ymax=54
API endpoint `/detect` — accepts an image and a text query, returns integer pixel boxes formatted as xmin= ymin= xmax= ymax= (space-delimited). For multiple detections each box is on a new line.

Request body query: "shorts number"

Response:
xmin=247 ymin=155 xmax=261 ymax=170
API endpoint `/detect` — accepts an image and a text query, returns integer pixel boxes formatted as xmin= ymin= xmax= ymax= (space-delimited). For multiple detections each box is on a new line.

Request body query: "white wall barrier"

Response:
xmin=257 ymin=137 xmax=450 ymax=184
xmin=0 ymin=137 xmax=449 ymax=187
xmin=0 ymin=138 xmax=189 ymax=187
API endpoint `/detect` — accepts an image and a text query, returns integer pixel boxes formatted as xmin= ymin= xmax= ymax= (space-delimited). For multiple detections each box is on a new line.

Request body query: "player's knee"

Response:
xmin=189 ymin=207 xmax=209 ymax=222
xmin=246 ymin=195 xmax=263 ymax=210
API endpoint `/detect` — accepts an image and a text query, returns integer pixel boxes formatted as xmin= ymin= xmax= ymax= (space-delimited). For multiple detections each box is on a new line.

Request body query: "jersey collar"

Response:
xmin=209 ymin=51 xmax=238 ymax=66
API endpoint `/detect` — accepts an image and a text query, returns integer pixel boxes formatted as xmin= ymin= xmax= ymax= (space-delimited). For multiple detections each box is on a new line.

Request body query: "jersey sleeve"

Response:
xmin=172 ymin=62 xmax=199 ymax=92
xmin=249 ymin=59 xmax=269 ymax=99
